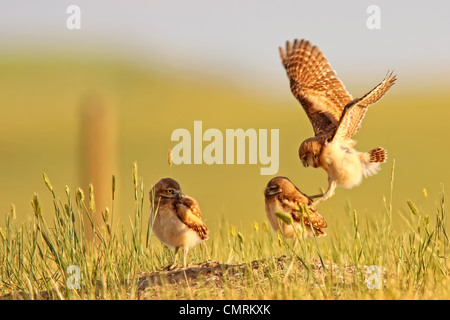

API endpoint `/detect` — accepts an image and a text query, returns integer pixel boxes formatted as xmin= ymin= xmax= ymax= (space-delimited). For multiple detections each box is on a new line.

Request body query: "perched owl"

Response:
xmin=279 ymin=39 xmax=396 ymax=203
xmin=149 ymin=178 xmax=208 ymax=268
xmin=264 ymin=176 xmax=327 ymax=239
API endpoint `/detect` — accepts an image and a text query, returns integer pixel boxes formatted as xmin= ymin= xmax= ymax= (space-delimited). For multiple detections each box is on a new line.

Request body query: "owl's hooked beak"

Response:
xmin=301 ymin=156 xmax=309 ymax=168
xmin=301 ymin=157 xmax=308 ymax=167
xmin=176 ymin=190 xmax=182 ymax=200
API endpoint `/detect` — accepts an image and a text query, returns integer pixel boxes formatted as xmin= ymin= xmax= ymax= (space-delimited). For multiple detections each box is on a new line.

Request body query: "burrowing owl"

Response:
xmin=264 ymin=176 xmax=327 ymax=239
xmin=279 ymin=39 xmax=396 ymax=203
xmin=149 ymin=178 xmax=208 ymax=268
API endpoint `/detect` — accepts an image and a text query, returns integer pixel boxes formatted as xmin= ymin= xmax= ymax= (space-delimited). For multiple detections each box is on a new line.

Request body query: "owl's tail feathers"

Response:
xmin=361 ymin=147 xmax=387 ymax=177
xmin=314 ymin=228 xmax=327 ymax=237
xmin=369 ymin=147 xmax=387 ymax=163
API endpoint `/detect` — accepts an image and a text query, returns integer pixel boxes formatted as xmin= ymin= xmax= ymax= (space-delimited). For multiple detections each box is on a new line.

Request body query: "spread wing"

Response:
xmin=280 ymin=39 xmax=353 ymax=136
xmin=175 ymin=195 xmax=209 ymax=240
xmin=332 ymin=72 xmax=397 ymax=142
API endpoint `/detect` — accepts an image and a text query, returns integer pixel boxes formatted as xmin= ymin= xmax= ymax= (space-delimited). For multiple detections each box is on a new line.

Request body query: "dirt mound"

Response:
xmin=0 ymin=256 xmax=385 ymax=300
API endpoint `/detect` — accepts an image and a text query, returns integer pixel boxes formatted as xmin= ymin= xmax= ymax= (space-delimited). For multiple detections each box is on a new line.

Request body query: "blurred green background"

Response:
xmin=0 ymin=1 xmax=449 ymax=235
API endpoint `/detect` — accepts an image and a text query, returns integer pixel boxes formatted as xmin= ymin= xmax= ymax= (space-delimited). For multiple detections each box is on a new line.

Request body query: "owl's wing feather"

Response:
xmin=332 ymin=72 xmax=397 ymax=142
xmin=280 ymin=39 xmax=353 ymax=136
xmin=280 ymin=197 xmax=328 ymax=231
xmin=300 ymin=204 xmax=328 ymax=231
xmin=175 ymin=195 xmax=209 ymax=240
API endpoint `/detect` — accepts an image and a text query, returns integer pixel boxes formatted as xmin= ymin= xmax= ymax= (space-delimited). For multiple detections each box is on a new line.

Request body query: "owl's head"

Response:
xmin=299 ymin=137 xmax=323 ymax=168
xmin=264 ymin=176 xmax=299 ymax=198
xmin=150 ymin=177 xmax=182 ymax=202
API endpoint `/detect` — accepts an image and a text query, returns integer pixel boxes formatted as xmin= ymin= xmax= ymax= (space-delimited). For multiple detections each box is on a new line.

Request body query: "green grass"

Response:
xmin=0 ymin=164 xmax=448 ymax=299
xmin=0 ymin=56 xmax=449 ymax=299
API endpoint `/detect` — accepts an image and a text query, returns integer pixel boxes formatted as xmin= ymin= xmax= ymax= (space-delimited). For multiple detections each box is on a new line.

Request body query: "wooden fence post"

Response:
xmin=79 ymin=93 xmax=116 ymax=243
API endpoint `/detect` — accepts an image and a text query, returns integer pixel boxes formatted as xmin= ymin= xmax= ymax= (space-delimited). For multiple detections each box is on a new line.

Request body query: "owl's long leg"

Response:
xmin=169 ymin=247 xmax=180 ymax=270
xmin=182 ymin=247 xmax=189 ymax=268
xmin=313 ymin=180 xmax=336 ymax=205
xmin=308 ymin=193 xmax=324 ymax=200
xmin=292 ymin=237 xmax=299 ymax=250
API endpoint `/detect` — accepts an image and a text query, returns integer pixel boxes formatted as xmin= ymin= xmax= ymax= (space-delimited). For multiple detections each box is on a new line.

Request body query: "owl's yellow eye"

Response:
xmin=167 ymin=189 xmax=173 ymax=194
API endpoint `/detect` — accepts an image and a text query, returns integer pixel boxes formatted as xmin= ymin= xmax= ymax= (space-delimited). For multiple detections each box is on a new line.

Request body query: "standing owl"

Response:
xmin=149 ymin=178 xmax=208 ymax=268
xmin=264 ymin=176 xmax=327 ymax=239
xmin=279 ymin=39 xmax=396 ymax=203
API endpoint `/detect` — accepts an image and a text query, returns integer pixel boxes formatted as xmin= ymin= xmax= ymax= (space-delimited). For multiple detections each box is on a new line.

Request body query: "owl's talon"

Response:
xmin=163 ymin=262 xmax=178 ymax=271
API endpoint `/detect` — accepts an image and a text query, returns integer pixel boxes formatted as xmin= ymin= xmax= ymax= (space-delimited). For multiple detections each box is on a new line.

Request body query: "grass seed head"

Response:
xmin=76 ymin=188 xmax=85 ymax=204
xmin=42 ymin=173 xmax=54 ymax=193
xmin=112 ymin=175 xmax=116 ymax=200
xmin=275 ymin=211 xmax=293 ymax=225
xmin=88 ymin=184 xmax=95 ymax=213
xmin=407 ymin=200 xmax=419 ymax=216
xmin=237 ymin=232 xmax=244 ymax=244
xmin=168 ymin=149 xmax=173 ymax=166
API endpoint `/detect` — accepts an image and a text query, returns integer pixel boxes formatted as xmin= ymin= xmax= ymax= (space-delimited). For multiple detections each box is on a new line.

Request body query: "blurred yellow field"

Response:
xmin=0 ymin=56 xmax=449 ymax=235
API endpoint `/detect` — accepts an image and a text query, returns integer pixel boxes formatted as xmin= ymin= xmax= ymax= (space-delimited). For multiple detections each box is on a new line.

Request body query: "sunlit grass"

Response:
xmin=0 ymin=163 xmax=448 ymax=300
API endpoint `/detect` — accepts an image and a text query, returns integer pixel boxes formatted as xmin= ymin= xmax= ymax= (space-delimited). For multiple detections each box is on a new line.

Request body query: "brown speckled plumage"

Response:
xmin=149 ymin=178 xmax=208 ymax=267
xmin=280 ymin=39 xmax=396 ymax=203
xmin=264 ymin=176 xmax=327 ymax=238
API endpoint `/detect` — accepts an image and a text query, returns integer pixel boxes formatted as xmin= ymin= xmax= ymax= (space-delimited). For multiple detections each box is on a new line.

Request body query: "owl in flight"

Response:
xmin=149 ymin=178 xmax=208 ymax=268
xmin=279 ymin=39 xmax=396 ymax=203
